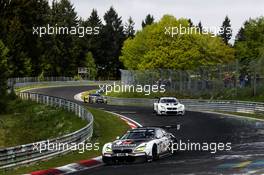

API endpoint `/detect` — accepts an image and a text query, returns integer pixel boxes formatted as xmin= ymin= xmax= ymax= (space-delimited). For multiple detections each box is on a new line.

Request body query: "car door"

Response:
xmin=160 ymin=129 xmax=171 ymax=153
xmin=155 ymin=129 xmax=168 ymax=154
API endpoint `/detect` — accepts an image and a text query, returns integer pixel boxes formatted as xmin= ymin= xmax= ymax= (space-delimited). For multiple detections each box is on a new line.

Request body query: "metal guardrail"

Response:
xmin=8 ymin=77 xmax=86 ymax=88
xmin=0 ymin=92 xmax=94 ymax=169
xmin=8 ymin=77 xmax=119 ymax=88
xmin=8 ymin=77 xmax=74 ymax=83
xmin=107 ymin=97 xmax=264 ymax=114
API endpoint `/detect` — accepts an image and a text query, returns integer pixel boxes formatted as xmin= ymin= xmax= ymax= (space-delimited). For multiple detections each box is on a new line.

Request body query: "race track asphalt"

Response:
xmin=28 ymin=86 xmax=264 ymax=175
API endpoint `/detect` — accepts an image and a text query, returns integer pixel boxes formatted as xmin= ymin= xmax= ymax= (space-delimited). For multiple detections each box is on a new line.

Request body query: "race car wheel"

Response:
xmin=155 ymin=111 xmax=161 ymax=116
xmin=152 ymin=144 xmax=159 ymax=161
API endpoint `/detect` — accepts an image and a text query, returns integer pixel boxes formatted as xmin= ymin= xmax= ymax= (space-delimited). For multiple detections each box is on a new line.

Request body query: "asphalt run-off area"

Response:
xmin=28 ymin=86 xmax=264 ymax=175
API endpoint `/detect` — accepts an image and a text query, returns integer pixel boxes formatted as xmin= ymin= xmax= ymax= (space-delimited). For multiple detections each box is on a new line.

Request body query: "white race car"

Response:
xmin=102 ymin=127 xmax=176 ymax=164
xmin=154 ymin=97 xmax=185 ymax=116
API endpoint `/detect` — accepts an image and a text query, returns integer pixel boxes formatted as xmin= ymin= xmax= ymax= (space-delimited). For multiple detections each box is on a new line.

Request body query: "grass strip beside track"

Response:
xmin=2 ymin=107 xmax=130 ymax=175
xmin=15 ymin=83 xmax=90 ymax=93
xmin=0 ymin=99 xmax=86 ymax=148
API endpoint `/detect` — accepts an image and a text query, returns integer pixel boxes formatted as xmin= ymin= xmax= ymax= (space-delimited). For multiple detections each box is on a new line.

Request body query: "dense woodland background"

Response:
xmin=0 ymin=0 xmax=263 ymax=100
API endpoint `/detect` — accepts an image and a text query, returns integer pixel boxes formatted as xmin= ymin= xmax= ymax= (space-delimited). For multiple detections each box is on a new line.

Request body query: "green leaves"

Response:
xmin=85 ymin=52 xmax=97 ymax=79
xmin=120 ymin=15 xmax=235 ymax=70
xmin=0 ymin=40 xmax=9 ymax=97
xmin=235 ymin=17 xmax=264 ymax=73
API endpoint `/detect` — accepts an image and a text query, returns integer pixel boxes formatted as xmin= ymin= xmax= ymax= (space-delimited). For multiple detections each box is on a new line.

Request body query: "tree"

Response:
xmin=124 ymin=16 xmax=135 ymax=38
xmin=236 ymin=21 xmax=249 ymax=42
xmin=0 ymin=2 xmax=130 ymax=79
xmin=197 ymin=21 xmax=203 ymax=33
xmin=220 ymin=16 xmax=232 ymax=45
xmin=99 ymin=6 xmax=125 ymax=78
xmin=120 ymin=15 xmax=235 ymax=70
xmin=234 ymin=17 xmax=264 ymax=72
xmin=85 ymin=9 xmax=103 ymax=71
xmin=43 ymin=0 xmax=79 ymax=76
xmin=0 ymin=0 xmax=51 ymax=76
xmin=188 ymin=19 xmax=194 ymax=27
xmin=0 ymin=40 xmax=9 ymax=97
xmin=76 ymin=9 xmax=102 ymax=72
xmin=0 ymin=40 xmax=10 ymax=113
xmin=87 ymin=9 xmax=102 ymax=28
xmin=142 ymin=14 xmax=154 ymax=28
xmin=84 ymin=52 xmax=97 ymax=79
xmin=6 ymin=16 xmax=31 ymax=76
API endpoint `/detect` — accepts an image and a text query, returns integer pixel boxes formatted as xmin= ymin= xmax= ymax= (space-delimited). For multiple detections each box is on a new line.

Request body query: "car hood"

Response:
xmin=112 ymin=139 xmax=150 ymax=149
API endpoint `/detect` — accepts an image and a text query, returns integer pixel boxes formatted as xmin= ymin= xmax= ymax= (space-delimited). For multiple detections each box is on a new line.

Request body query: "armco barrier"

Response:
xmin=0 ymin=92 xmax=93 ymax=169
xmin=8 ymin=77 xmax=119 ymax=88
xmin=107 ymin=97 xmax=264 ymax=115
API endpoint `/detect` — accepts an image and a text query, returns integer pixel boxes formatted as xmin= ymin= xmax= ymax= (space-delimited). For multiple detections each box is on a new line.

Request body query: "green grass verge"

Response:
xmin=0 ymin=99 xmax=86 ymax=148
xmin=2 ymin=107 xmax=129 ymax=175
xmin=15 ymin=83 xmax=90 ymax=93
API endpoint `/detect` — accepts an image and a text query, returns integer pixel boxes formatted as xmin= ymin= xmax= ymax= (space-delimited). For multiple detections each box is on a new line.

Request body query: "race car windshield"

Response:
xmin=121 ymin=130 xmax=155 ymax=139
xmin=160 ymin=99 xmax=178 ymax=103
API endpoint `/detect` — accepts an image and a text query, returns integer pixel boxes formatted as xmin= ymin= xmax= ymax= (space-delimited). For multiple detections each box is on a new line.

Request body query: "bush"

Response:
xmin=0 ymin=96 xmax=8 ymax=114
xmin=74 ymin=74 xmax=82 ymax=81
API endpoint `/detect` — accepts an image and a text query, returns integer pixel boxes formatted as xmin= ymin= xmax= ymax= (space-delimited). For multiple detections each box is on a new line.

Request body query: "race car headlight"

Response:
xmin=178 ymin=105 xmax=184 ymax=110
xmin=134 ymin=144 xmax=147 ymax=153
xmin=160 ymin=105 xmax=166 ymax=110
xmin=105 ymin=145 xmax=112 ymax=153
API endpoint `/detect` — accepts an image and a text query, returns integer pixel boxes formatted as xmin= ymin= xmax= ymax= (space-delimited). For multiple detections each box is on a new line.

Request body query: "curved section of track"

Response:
xmin=28 ymin=86 xmax=264 ymax=175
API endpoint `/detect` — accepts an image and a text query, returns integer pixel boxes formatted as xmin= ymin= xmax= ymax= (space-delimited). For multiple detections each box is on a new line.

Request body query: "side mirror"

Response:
xmin=116 ymin=136 xmax=120 ymax=140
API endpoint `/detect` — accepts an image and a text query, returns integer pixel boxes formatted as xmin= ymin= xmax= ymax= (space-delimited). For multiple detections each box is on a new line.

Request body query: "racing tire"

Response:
xmin=155 ymin=111 xmax=161 ymax=116
xmin=152 ymin=144 xmax=159 ymax=161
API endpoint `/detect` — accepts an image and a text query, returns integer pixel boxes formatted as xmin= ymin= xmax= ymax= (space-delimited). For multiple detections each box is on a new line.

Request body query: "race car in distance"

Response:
xmin=154 ymin=97 xmax=185 ymax=116
xmin=83 ymin=93 xmax=107 ymax=104
xmin=102 ymin=127 xmax=176 ymax=164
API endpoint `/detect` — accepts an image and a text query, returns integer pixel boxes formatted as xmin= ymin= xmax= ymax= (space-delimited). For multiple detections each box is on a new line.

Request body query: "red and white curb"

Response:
xmin=25 ymin=92 xmax=141 ymax=175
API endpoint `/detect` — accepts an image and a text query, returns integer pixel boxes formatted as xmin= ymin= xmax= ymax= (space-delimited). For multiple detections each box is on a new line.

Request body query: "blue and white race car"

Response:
xmin=102 ymin=127 xmax=176 ymax=164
